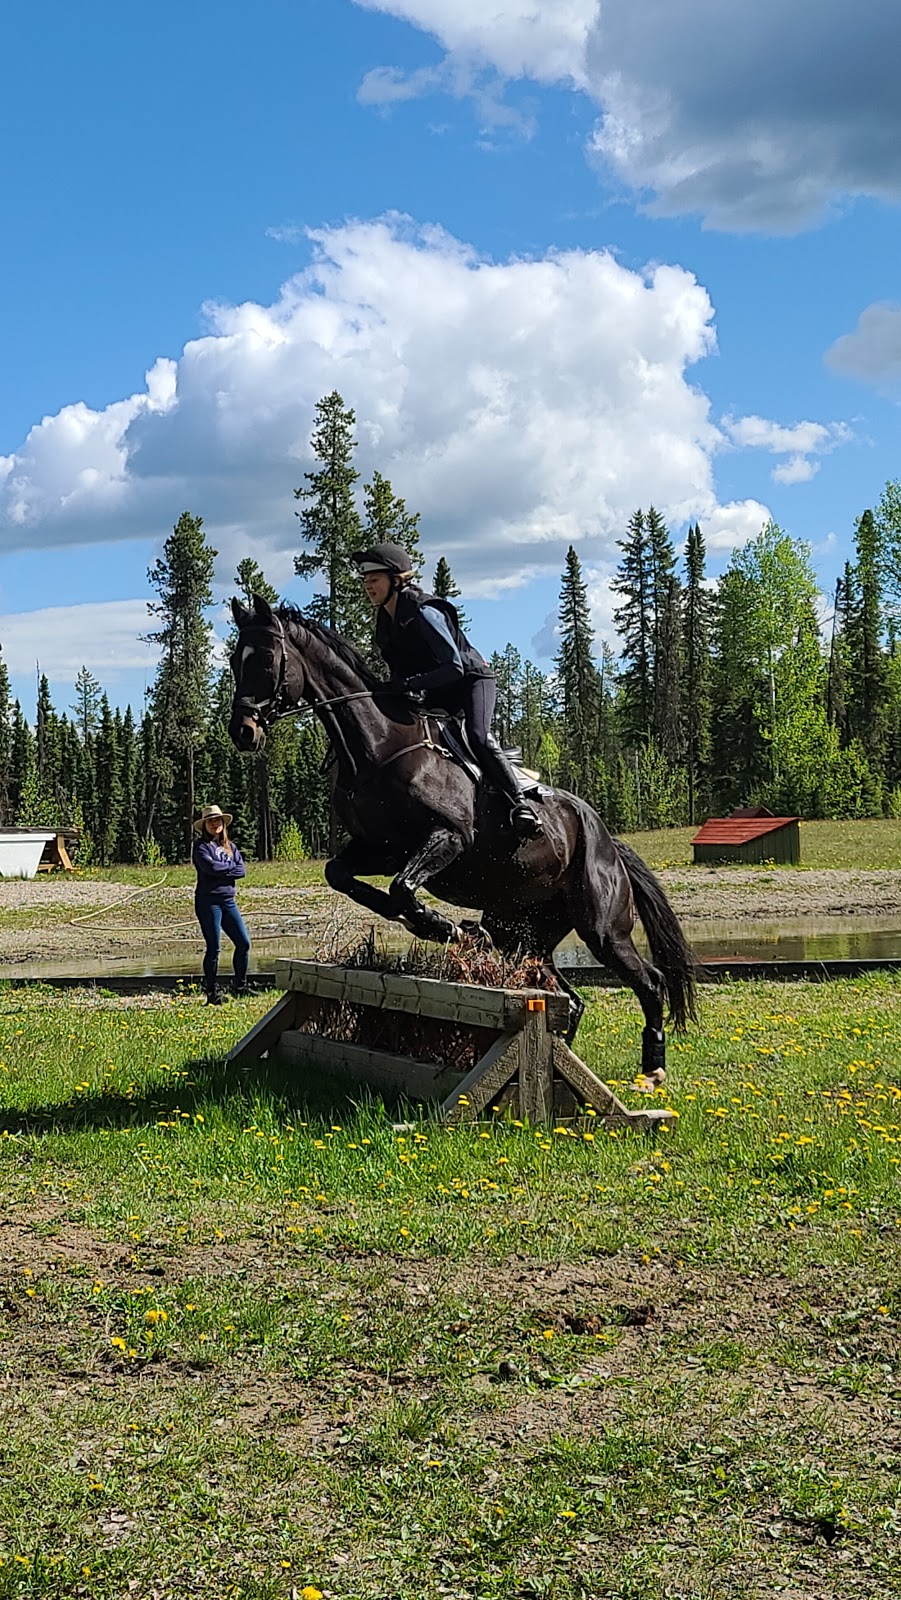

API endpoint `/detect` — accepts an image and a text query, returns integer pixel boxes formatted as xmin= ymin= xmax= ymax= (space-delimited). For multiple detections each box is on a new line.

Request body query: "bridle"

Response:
xmin=234 ymin=615 xmax=396 ymax=732
xmin=232 ymin=616 xmax=455 ymax=787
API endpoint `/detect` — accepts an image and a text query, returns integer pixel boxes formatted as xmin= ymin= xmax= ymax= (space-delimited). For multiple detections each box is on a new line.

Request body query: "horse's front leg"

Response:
xmin=388 ymin=827 xmax=467 ymax=943
xmin=324 ymin=837 xmax=399 ymax=921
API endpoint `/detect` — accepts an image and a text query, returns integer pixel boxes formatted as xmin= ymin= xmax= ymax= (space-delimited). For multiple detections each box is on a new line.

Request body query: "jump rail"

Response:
xmin=227 ymin=957 xmax=675 ymax=1131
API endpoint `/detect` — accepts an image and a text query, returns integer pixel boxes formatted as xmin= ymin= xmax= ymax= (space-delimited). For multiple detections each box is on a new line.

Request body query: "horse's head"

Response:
xmin=229 ymin=595 xmax=302 ymax=752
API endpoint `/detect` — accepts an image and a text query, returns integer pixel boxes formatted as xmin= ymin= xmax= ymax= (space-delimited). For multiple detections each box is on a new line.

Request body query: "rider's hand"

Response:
xmin=388 ymin=675 xmax=424 ymax=703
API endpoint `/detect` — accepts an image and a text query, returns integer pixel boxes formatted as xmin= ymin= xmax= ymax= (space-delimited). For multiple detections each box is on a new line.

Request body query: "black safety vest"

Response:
xmin=375 ymin=586 xmax=494 ymax=681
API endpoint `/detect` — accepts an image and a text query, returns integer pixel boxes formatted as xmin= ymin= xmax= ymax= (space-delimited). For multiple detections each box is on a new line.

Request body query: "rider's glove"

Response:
xmin=387 ymin=675 xmax=425 ymax=703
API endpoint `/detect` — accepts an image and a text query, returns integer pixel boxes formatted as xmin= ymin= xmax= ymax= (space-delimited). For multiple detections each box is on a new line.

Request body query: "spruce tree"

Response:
xmin=232 ymin=556 xmax=283 ymax=859
xmin=490 ymin=644 xmax=522 ymax=749
xmin=363 ymin=471 xmax=422 ymax=572
xmin=294 ymin=391 xmax=369 ymax=648
xmin=646 ymin=507 xmax=678 ymax=748
xmin=0 ymin=644 xmax=11 ymax=824
xmin=35 ymin=672 xmax=62 ymax=808
xmin=145 ymin=511 xmax=217 ymax=857
xmin=555 ymin=546 xmax=600 ymax=799
xmin=432 ymin=556 xmax=468 ymax=630
xmin=682 ymin=523 xmax=712 ymax=822
xmin=94 ymin=695 xmax=122 ymax=865
xmin=71 ymin=666 xmax=103 ymax=744
xmin=826 ymin=570 xmax=849 ymax=738
xmin=516 ymin=661 xmax=546 ymax=770
xmin=612 ymin=509 xmax=653 ymax=746
xmin=845 ymin=510 xmax=888 ymax=764
xmin=116 ymin=708 xmax=139 ymax=862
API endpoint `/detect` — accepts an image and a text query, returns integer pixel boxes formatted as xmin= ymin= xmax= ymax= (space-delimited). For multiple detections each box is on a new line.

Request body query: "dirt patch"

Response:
xmin=3 ymin=867 xmax=901 ymax=971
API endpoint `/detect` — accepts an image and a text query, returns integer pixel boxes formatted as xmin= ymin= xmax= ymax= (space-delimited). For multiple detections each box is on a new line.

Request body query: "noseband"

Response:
xmin=234 ymin=616 xmax=380 ymax=732
xmin=234 ymin=613 xmax=292 ymax=730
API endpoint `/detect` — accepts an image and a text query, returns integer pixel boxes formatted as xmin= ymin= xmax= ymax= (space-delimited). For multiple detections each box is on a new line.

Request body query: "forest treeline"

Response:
xmin=3 ymin=391 xmax=901 ymax=864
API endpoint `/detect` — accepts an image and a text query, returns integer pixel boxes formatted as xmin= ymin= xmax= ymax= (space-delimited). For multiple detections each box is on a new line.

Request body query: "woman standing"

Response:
xmin=192 ymin=804 xmax=251 ymax=1004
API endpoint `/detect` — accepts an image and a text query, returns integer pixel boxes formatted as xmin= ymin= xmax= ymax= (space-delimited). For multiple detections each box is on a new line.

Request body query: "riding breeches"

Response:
xmin=460 ymin=677 xmax=523 ymax=805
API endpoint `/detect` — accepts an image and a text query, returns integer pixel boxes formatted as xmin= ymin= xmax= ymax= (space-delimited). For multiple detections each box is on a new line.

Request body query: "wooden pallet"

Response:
xmin=228 ymin=959 xmax=675 ymax=1132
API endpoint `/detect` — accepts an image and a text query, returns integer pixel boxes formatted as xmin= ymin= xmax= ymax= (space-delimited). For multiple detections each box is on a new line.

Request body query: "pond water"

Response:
xmin=3 ymin=916 xmax=901 ymax=981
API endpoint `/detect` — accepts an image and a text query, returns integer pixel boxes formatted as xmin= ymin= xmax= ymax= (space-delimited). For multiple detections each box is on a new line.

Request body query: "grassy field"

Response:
xmin=0 ymin=978 xmax=899 ymax=1598
xmin=70 ymin=818 xmax=901 ymax=884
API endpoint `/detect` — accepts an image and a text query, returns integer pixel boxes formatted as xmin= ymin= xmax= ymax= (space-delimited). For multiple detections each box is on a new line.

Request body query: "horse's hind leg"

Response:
xmin=581 ymin=924 xmax=668 ymax=1087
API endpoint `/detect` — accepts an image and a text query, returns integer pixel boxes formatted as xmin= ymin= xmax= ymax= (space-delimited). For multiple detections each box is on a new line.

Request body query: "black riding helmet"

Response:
xmin=351 ymin=544 xmax=414 ymax=577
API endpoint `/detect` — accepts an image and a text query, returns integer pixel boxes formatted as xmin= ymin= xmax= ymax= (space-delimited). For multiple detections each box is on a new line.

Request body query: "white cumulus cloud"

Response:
xmin=722 ymin=413 xmax=852 ymax=485
xmin=353 ymin=0 xmax=901 ymax=232
xmin=0 ymin=600 xmax=158 ymax=684
xmin=1 ymin=216 xmax=784 ymax=588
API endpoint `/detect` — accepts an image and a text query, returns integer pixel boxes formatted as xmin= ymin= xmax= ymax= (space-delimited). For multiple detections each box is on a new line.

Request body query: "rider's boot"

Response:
xmin=479 ymin=739 xmax=543 ymax=838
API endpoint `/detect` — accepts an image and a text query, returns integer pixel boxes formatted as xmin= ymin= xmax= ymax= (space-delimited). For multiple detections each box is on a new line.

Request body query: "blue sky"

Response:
xmin=2 ymin=0 xmax=900 ymax=715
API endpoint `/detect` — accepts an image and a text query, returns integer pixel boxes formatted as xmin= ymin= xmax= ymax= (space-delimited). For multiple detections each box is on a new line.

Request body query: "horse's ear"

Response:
xmin=253 ymin=595 xmax=275 ymax=626
xmin=231 ymin=597 xmax=252 ymax=629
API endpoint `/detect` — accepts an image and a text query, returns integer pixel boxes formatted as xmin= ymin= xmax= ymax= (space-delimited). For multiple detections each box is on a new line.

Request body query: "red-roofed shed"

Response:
xmin=691 ymin=815 xmax=801 ymax=865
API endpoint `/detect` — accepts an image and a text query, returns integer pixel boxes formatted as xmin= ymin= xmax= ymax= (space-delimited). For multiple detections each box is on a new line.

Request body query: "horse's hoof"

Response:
xmin=458 ymin=919 xmax=493 ymax=950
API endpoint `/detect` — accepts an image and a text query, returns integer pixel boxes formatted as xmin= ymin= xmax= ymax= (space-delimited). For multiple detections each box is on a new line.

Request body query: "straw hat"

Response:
xmin=194 ymin=803 xmax=233 ymax=833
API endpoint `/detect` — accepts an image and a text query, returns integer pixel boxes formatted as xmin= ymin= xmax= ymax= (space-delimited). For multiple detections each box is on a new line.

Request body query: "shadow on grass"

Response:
xmin=0 ymin=1050 xmax=419 ymax=1138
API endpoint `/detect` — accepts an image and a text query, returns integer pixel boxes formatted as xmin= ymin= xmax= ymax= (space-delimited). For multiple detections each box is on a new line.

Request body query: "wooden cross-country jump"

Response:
xmin=229 ymin=959 xmax=675 ymax=1131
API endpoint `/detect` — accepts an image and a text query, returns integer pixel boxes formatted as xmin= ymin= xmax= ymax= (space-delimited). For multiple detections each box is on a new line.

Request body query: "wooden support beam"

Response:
xmin=227 ymin=993 xmax=297 ymax=1064
xmin=279 ymin=1030 xmax=458 ymax=1103
xmin=552 ymin=1038 xmax=676 ymax=1130
xmin=440 ymin=1030 xmax=521 ymax=1122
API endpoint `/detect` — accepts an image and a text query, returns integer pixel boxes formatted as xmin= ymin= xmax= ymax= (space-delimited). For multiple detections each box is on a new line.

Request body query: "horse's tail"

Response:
xmin=613 ymin=838 xmax=698 ymax=1031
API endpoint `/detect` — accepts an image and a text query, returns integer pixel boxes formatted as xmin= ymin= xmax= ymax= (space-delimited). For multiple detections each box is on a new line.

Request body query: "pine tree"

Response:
xmin=35 ymin=673 xmax=62 ymax=810
xmin=432 ymin=557 xmax=468 ymax=630
xmin=0 ymin=645 xmax=11 ymax=824
xmin=232 ymin=557 xmax=282 ymax=858
xmin=490 ymin=644 xmax=522 ymax=749
xmin=646 ymin=507 xmax=677 ymax=748
xmin=845 ymin=509 xmax=888 ymax=764
xmin=682 ymin=523 xmax=712 ymax=822
xmin=71 ymin=666 xmax=103 ymax=744
xmin=116 ymin=707 xmax=139 ymax=862
xmin=516 ymin=661 xmax=546 ymax=770
xmin=144 ymin=511 xmax=217 ymax=858
xmin=612 ymin=510 xmax=653 ymax=746
xmin=294 ymin=391 xmax=369 ymax=648
xmin=94 ymin=695 xmax=122 ymax=865
xmin=363 ymin=470 xmax=422 ymax=572
xmin=826 ymin=569 xmax=849 ymax=739
xmin=555 ymin=547 xmax=601 ymax=799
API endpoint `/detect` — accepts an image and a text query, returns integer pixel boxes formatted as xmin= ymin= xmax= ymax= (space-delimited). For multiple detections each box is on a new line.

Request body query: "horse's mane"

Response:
xmin=277 ymin=606 xmax=383 ymax=690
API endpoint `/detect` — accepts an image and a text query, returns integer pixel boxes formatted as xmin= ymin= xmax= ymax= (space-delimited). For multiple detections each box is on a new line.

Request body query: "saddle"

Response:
xmin=426 ymin=711 xmax=542 ymax=797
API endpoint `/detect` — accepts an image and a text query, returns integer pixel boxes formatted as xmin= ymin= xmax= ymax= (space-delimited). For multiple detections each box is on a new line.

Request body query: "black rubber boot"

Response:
xmin=480 ymin=741 xmax=544 ymax=837
xmin=231 ymin=980 xmax=251 ymax=999
xmin=203 ymin=981 xmax=225 ymax=1006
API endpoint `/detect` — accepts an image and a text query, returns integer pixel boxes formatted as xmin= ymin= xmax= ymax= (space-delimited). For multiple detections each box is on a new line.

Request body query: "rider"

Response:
xmin=351 ymin=543 xmax=543 ymax=839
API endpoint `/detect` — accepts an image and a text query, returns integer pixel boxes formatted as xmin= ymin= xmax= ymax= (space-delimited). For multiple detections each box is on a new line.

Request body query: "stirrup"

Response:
xmin=510 ymin=801 xmax=543 ymax=838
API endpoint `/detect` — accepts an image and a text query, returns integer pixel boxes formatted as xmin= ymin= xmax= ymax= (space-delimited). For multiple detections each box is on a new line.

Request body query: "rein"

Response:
xmin=235 ymin=617 xmax=452 ymax=783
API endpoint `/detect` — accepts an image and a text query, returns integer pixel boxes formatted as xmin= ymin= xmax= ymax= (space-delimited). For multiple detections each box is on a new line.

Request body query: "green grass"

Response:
xmin=620 ymin=816 xmax=901 ymax=870
xmin=61 ymin=818 xmax=901 ymax=883
xmin=0 ymin=979 xmax=899 ymax=1598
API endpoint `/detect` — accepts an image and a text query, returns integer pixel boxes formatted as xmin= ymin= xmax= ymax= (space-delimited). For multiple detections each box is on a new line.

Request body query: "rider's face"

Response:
xmin=363 ymin=572 xmax=392 ymax=606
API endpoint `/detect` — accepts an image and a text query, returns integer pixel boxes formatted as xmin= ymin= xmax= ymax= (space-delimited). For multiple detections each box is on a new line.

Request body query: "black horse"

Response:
xmin=229 ymin=596 xmax=697 ymax=1081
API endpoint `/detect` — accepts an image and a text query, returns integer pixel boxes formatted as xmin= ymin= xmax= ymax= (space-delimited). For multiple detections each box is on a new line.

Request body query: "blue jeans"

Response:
xmin=195 ymin=898 xmax=251 ymax=990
